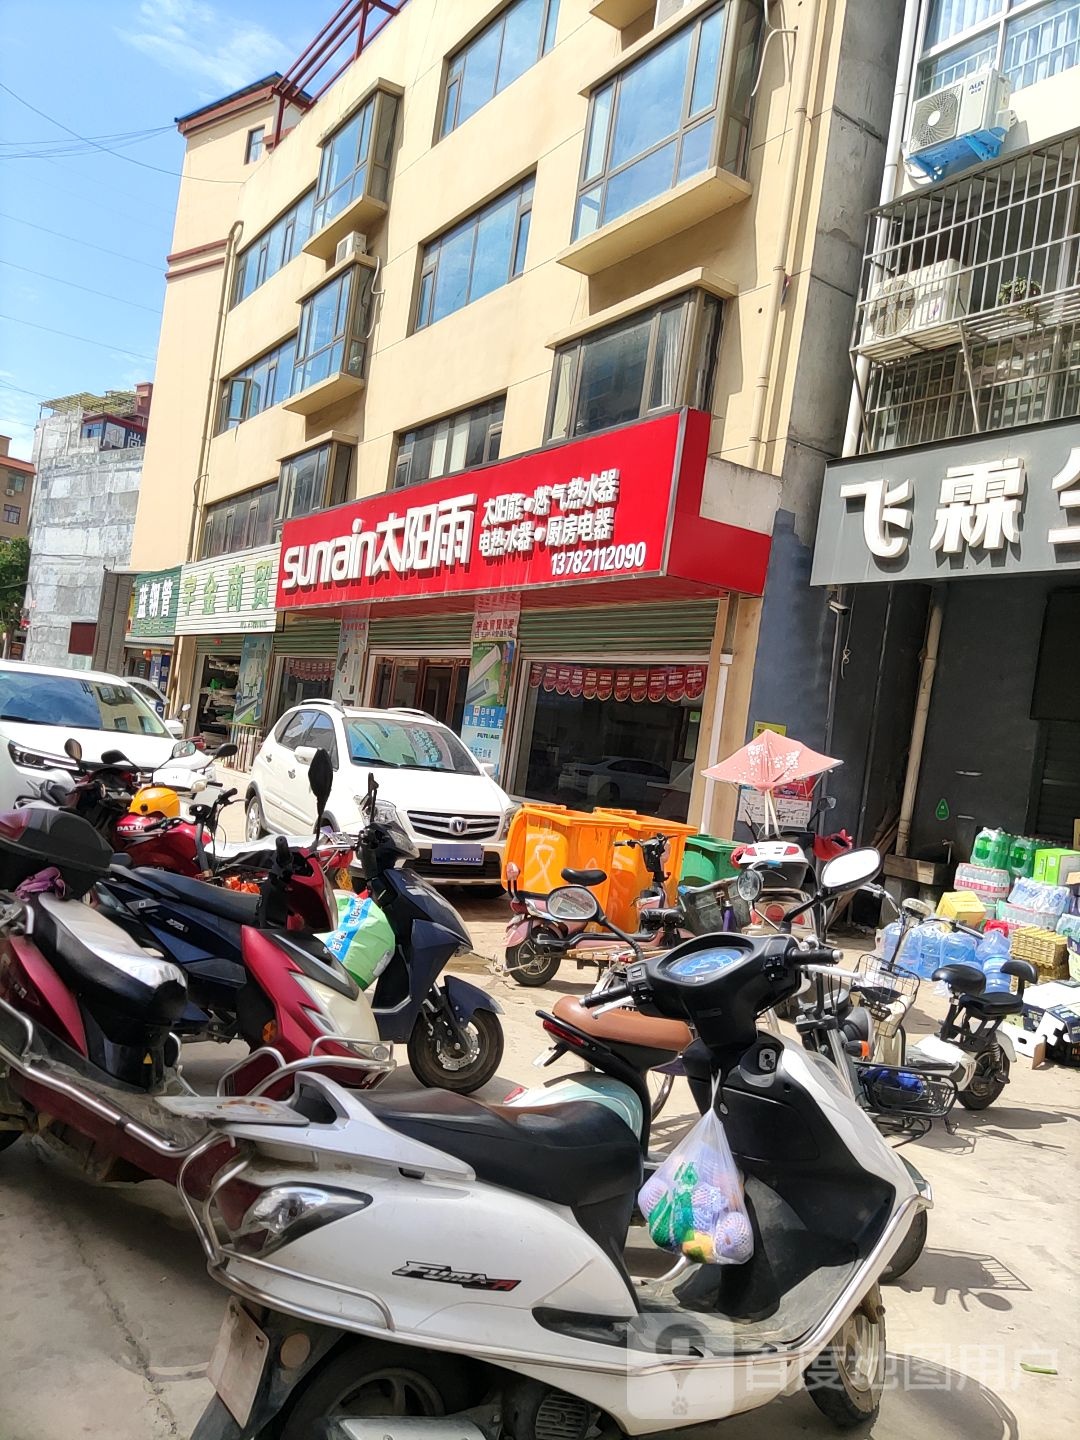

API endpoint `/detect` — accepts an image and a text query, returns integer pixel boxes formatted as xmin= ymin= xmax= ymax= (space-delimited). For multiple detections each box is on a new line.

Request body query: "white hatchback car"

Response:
xmin=0 ymin=660 xmax=218 ymax=810
xmin=245 ymin=701 xmax=517 ymax=885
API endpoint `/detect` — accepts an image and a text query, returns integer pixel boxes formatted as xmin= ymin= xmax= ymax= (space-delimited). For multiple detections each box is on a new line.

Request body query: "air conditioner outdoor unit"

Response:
xmin=3 ymin=488 xmax=13 ymax=497
xmin=857 ymin=259 xmax=973 ymax=359
xmin=655 ymin=0 xmax=692 ymax=22
xmin=905 ymin=67 xmax=1014 ymax=179
xmin=334 ymin=231 xmax=368 ymax=266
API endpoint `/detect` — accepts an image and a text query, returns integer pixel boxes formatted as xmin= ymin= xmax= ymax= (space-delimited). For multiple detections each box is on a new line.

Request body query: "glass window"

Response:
xmin=276 ymin=709 xmax=315 ymax=750
xmin=200 ymin=482 xmax=277 ymax=559
xmin=441 ymin=0 xmax=560 ymax=137
xmin=0 ymin=673 xmax=169 ymax=736
xmin=232 ymin=190 xmax=315 ymax=306
xmin=3 ymin=505 xmax=20 ymax=524
xmin=416 ymin=178 xmax=533 ymax=329
xmin=293 ymin=265 xmax=374 ymax=394
xmin=573 ymin=5 xmax=756 ymax=242
xmin=917 ymin=0 xmax=1080 ymax=96
xmin=245 ymin=126 xmax=265 ymax=163
xmin=9 ymin=475 xmax=25 ymax=493
xmin=345 ymin=716 xmax=480 ymax=774
xmin=312 ymin=89 xmax=399 ymax=236
xmin=278 ymin=442 xmax=356 ymax=523
xmin=304 ymin=711 xmax=339 ymax=767
xmin=216 ymin=336 xmax=297 ymax=432
xmin=545 ymin=292 xmax=723 ymax=441
xmin=394 ymin=397 xmax=505 ymax=488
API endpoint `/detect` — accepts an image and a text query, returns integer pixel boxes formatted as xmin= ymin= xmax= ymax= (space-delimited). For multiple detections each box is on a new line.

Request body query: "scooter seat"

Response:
xmin=561 ymin=867 xmax=607 ymax=888
xmin=31 ymin=894 xmax=186 ymax=1024
xmin=128 ymin=868 xmax=262 ymax=925
xmin=958 ymin=991 xmax=1023 ymax=1019
xmin=365 ymin=1087 xmax=642 ymax=1215
xmin=552 ymin=995 xmax=692 ymax=1056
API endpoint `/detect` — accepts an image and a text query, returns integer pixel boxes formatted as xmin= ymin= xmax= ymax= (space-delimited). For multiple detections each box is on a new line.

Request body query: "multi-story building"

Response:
xmin=130 ymin=0 xmax=903 ymax=827
xmin=26 ymin=385 xmax=152 ymax=669
xmin=813 ymin=0 xmax=1080 ymax=873
xmin=0 ymin=435 xmax=34 ymax=542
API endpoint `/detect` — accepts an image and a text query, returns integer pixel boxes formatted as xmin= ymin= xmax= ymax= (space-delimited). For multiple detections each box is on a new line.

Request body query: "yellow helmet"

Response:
xmin=129 ymin=784 xmax=181 ymax=820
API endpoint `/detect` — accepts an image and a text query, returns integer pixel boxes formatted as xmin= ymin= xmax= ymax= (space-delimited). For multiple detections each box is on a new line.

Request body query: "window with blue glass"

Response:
xmin=441 ymin=0 xmax=560 ymax=138
xmin=415 ymin=177 xmax=533 ymax=330
xmin=292 ymin=265 xmax=375 ymax=395
xmin=917 ymin=0 xmax=1080 ymax=97
xmin=232 ymin=191 xmax=314 ymax=306
xmin=573 ymin=3 xmax=759 ymax=243
xmin=216 ymin=336 xmax=297 ymax=432
xmin=312 ymin=88 xmax=399 ymax=236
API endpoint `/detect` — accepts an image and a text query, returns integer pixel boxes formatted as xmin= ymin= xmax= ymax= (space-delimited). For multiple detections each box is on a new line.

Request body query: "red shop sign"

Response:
xmin=666 ymin=666 xmax=687 ymax=702
xmin=595 ymin=669 xmax=614 ymax=700
xmin=685 ymin=665 xmax=707 ymax=700
xmin=276 ymin=411 xmax=771 ymax=610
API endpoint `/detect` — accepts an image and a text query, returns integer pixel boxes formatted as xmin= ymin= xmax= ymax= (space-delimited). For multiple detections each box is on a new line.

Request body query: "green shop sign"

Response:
xmin=128 ymin=566 xmax=181 ymax=641
xmin=175 ymin=543 xmax=280 ymax=635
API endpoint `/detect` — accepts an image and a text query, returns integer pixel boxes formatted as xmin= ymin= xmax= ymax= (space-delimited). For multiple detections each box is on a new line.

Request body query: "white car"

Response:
xmin=557 ymin=755 xmax=672 ymax=810
xmin=0 ymin=660 xmax=218 ymax=809
xmin=245 ymin=701 xmax=517 ymax=886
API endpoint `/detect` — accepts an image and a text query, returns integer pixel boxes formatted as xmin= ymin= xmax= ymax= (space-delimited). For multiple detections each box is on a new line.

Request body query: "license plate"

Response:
xmin=430 ymin=842 xmax=484 ymax=865
xmin=208 ymin=1298 xmax=269 ymax=1426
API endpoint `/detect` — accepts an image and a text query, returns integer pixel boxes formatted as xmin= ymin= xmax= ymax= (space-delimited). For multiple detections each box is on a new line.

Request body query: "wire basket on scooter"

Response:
xmin=680 ymin=879 xmax=750 ymax=935
xmin=854 ymin=954 xmax=919 ymax=1039
xmin=856 ymin=1061 xmax=957 ymax=1123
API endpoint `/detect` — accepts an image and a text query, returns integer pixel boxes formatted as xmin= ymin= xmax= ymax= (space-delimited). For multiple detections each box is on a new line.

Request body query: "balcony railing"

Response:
xmin=851 ymin=132 xmax=1080 ymax=453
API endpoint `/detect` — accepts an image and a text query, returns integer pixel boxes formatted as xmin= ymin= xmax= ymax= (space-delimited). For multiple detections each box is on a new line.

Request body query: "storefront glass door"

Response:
xmin=511 ymin=661 xmax=705 ymax=820
xmin=372 ymin=656 xmax=468 ymax=731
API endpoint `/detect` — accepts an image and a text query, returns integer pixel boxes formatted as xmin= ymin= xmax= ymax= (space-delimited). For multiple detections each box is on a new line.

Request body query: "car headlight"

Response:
xmin=498 ymin=805 xmax=520 ymax=841
xmin=355 ymin=796 xmax=400 ymax=827
xmin=231 ymin=1184 xmax=372 ymax=1257
xmin=8 ymin=742 xmax=69 ymax=771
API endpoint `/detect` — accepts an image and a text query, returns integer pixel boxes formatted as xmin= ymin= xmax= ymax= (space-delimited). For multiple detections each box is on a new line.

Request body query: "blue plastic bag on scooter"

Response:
xmin=637 ymin=1106 xmax=754 ymax=1265
xmin=320 ymin=891 xmax=395 ymax=989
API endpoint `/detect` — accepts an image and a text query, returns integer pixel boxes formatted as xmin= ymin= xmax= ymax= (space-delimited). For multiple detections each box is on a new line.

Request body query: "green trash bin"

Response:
xmin=680 ymin=834 xmax=740 ymax=886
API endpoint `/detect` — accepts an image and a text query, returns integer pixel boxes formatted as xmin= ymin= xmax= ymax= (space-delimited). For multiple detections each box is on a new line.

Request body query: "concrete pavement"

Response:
xmin=1 ymin=810 xmax=1076 ymax=1438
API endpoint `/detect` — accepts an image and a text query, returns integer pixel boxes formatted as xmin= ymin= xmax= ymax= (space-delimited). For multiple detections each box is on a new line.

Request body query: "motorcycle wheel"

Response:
xmin=804 ymin=1285 xmax=885 ymax=1427
xmin=280 ymin=1339 xmax=475 ymax=1440
xmin=648 ymin=1070 xmax=675 ymax=1120
xmin=505 ymin=938 xmax=562 ymax=987
xmin=958 ymin=1045 xmax=1010 ymax=1109
xmin=407 ymin=1008 xmax=504 ymax=1094
xmin=882 ymin=1205 xmax=927 ymax=1283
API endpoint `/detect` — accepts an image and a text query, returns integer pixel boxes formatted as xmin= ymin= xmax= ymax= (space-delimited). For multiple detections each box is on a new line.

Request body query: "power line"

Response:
xmin=0 ymin=312 xmax=155 ymax=363
xmin=0 ymin=213 xmax=161 ymax=270
xmin=0 ymin=379 xmax=43 ymax=400
xmin=0 ymin=81 xmax=241 ymax=184
xmin=0 ymin=259 xmax=162 ymax=314
xmin=0 ymin=125 xmax=174 ymax=159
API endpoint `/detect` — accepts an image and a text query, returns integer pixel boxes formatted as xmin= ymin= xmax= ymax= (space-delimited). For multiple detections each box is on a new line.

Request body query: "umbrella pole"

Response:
xmin=767 ymin=788 xmax=780 ymax=836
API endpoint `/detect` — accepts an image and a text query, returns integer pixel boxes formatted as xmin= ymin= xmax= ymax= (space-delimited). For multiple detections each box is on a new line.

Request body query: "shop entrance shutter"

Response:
xmin=271 ymin=620 xmax=341 ymax=657
xmin=1032 ymin=720 xmax=1080 ymax=843
xmin=518 ymin=600 xmax=718 ymax=654
xmin=368 ymin=613 xmax=474 ymax=650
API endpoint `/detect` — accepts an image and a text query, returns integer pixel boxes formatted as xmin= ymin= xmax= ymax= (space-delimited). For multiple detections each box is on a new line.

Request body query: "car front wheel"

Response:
xmin=245 ymin=793 xmax=266 ymax=841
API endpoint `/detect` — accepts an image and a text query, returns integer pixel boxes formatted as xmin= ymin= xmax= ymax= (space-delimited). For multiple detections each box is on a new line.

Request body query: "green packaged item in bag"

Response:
xmin=320 ymin=891 xmax=396 ymax=989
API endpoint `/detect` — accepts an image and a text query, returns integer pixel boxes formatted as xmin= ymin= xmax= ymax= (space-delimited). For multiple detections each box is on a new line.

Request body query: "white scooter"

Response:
xmin=182 ymin=853 xmax=922 ymax=1440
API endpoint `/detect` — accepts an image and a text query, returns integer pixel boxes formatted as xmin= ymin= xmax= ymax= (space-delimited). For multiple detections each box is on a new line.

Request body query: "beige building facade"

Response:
xmin=131 ymin=0 xmax=902 ymax=834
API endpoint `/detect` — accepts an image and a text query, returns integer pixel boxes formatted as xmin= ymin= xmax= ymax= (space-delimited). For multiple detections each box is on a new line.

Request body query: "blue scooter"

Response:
xmin=358 ymin=773 xmax=504 ymax=1093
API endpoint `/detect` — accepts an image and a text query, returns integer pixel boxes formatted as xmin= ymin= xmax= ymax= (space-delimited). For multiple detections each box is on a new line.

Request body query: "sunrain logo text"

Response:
xmin=392 ymin=1260 xmax=520 ymax=1292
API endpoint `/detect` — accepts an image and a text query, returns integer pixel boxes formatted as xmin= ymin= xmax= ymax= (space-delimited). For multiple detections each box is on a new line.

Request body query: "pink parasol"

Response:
xmin=703 ymin=732 xmax=841 ymax=834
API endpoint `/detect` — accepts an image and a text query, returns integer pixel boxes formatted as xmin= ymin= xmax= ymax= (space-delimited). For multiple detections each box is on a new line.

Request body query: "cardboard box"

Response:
xmin=1020 ymin=979 xmax=1080 ymax=1065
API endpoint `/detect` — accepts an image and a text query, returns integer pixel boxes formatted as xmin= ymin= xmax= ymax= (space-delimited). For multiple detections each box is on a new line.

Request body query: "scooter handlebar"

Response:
xmin=582 ymin=983 xmax=632 ymax=1008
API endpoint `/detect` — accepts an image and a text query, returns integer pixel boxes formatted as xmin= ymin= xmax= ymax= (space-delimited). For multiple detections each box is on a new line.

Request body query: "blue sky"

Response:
xmin=0 ymin=0 xmax=320 ymax=458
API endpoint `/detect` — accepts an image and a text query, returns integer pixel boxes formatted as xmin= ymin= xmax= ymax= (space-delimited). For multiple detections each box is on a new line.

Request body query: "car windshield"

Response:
xmin=0 ymin=671 xmax=170 ymax=737
xmin=345 ymin=717 xmax=480 ymax=775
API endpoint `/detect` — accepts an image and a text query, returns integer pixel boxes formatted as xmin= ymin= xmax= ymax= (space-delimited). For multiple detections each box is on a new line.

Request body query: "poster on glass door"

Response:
xmin=460 ymin=596 xmax=520 ymax=780
xmin=333 ymin=608 xmax=369 ymax=706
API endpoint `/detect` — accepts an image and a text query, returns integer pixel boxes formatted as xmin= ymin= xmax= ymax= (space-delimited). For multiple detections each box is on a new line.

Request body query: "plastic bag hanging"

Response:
xmin=637 ymin=1102 xmax=754 ymax=1266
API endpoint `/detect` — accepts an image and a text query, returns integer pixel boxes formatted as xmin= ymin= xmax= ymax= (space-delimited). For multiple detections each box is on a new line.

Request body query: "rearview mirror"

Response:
xmin=546 ymin=884 xmax=600 ymax=923
xmin=821 ymin=846 xmax=882 ymax=894
xmin=171 ymin=740 xmax=196 ymax=759
xmin=736 ymin=868 xmax=763 ymax=903
xmin=214 ymin=742 xmax=238 ymax=761
xmin=181 ymin=703 xmax=192 ymax=714
xmin=101 ymin=749 xmax=130 ymax=766
xmin=308 ymin=747 xmax=333 ymax=824
xmin=64 ymin=738 xmax=83 ymax=762
xmin=480 ymin=761 xmax=496 ymax=779
xmin=294 ymin=745 xmax=317 ymax=766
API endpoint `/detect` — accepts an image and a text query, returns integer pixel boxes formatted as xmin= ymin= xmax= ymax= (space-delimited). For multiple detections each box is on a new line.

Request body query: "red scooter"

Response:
xmin=0 ymin=783 xmax=390 ymax=1193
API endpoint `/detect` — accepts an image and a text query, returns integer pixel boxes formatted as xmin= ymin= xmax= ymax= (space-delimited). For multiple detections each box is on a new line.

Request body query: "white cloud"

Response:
xmin=121 ymin=0 xmax=291 ymax=94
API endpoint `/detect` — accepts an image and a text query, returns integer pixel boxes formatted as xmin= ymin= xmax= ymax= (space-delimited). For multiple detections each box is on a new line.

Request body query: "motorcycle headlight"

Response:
xmin=231 ymin=1184 xmax=372 ymax=1257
